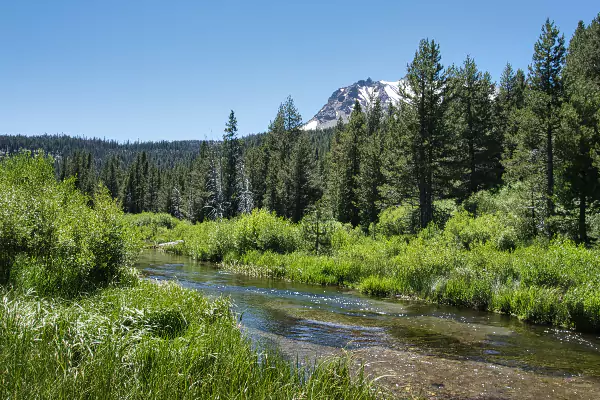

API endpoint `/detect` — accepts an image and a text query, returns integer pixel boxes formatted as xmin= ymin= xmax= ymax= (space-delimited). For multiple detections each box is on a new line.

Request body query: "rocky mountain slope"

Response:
xmin=302 ymin=78 xmax=402 ymax=130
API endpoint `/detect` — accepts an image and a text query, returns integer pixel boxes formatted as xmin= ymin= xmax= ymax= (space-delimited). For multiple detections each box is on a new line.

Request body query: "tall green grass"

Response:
xmin=149 ymin=209 xmax=600 ymax=333
xmin=0 ymin=281 xmax=376 ymax=400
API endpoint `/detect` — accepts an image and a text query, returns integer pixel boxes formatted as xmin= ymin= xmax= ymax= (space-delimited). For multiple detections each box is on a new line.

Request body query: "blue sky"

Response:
xmin=0 ymin=1 xmax=597 ymax=142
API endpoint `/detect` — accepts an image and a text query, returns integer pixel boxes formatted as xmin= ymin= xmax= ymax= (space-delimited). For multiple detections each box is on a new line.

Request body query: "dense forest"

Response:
xmin=3 ymin=15 xmax=600 ymax=245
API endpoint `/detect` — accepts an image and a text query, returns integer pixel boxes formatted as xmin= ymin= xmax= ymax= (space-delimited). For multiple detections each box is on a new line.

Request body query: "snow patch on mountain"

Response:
xmin=302 ymin=78 xmax=403 ymax=131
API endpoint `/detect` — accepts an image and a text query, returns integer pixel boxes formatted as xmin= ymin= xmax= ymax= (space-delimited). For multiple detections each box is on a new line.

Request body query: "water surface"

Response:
xmin=136 ymin=250 xmax=600 ymax=398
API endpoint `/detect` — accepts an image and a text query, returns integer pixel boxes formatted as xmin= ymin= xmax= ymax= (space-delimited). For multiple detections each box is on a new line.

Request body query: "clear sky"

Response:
xmin=0 ymin=1 xmax=597 ymax=142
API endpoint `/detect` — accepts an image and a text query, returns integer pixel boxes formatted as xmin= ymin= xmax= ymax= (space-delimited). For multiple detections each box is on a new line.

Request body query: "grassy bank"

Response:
xmin=0 ymin=152 xmax=377 ymax=400
xmin=140 ymin=209 xmax=600 ymax=333
xmin=0 ymin=281 xmax=375 ymax=399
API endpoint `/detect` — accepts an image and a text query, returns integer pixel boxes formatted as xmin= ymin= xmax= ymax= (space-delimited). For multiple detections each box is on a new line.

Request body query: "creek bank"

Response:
xmin=137 ymin=250 xmax=600 ymax=399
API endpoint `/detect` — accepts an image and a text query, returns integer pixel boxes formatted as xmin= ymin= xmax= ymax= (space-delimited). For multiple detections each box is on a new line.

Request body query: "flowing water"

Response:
xmin=136 ymin=250 xmax=600 ymax=399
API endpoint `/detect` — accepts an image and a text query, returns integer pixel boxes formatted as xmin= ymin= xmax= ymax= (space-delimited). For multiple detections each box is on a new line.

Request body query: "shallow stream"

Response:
xmin=136 ymin=250 xmax=600 ymax=399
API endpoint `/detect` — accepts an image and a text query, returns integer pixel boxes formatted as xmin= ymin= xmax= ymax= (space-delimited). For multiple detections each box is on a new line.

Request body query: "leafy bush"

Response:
xmin=0 ymin=152 xmax=139 ymax=297
xmin=378 ymin=205 xmax=419 ymax=236
xmin=433 ymin=198 xmax=458 ymax=228
xmin=464 ymin=184 xmax=538 ymax=241
xmin=444 ymin=211 xmax=518 ymax=251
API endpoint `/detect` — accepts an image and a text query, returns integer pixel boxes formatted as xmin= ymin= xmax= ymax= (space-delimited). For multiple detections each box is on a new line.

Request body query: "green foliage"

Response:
xmin=0 ymin=281 xmax=376 ymax=399
xmin=446 ymin=56 xmax=500 ymax=199
xmin=328 ymin=101 xmax=366 ymax=227
xmin=0 ymin=152 xmax=139 ymax=297
xmin=222 ymin=110 xmax=241 ymax=218
xmin=125 ymin=212 xmax=186 ymax=244
xmin=172 ymin=209 xmax=300 ymax=262
xmin=443 ymin=211 xmax=518 ymax=251
xmin=378 ymin=205 xmax=419 ymax=236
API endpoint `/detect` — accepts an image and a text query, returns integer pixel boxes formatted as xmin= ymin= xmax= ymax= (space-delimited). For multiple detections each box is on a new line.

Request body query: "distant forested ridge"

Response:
xmin=3 ymin=13 xmax=600 ymax=244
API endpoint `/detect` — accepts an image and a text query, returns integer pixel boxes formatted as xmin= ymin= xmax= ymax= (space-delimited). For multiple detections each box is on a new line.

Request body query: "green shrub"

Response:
xmin=464 ymin=184 xmax=538 ymax=241
xmin=433 ymin=198 xmax=458 ymax=228
xmin=444 ymin=211 xmax=518 ymax=251
xmin=233 ymin=209 xmax=299 ymax=254
xmin=378 ymin=205 xmax=420 ymax=236
xmin=0 ymin=152 xmax=139 ymax=297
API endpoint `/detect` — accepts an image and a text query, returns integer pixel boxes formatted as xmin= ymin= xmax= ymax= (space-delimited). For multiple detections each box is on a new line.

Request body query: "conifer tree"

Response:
xmin=399 ymin=38 xmax=447 ymax=228
xmin=222 ymin=110 xmax=241 ymax=218
xmin=244 ymin=145 xmax=267 ymax=209
xmin=496 ymin=64 xmax=526 ymax=162
xmin=188 ymin=142 xmax=212 ymax=222
xmin=446 ymin=56 xmax=498 ymax=201
xmin=100 ymin=154 xmax=123 ymax=200
xmin=289 ymin=133 xmax=316 ymax=222
xmin=357 ymin=98 xmax=384 ymax=231
xmin=263 ymin=96 xmax=306 ymax=219
xmin=504 ymin=19 xmax=565 ymax=235
xmin=328 ymin=101 xmax=365 ymax=226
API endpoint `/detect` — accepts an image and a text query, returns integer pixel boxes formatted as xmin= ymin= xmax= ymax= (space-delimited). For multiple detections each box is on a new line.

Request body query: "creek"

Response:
xmin=136 ymin=250 xmax=600 ymax=399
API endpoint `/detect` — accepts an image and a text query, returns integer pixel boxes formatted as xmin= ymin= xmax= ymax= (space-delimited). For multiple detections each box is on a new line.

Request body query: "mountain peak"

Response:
xmin=302 ymin=79 xmax=401 ymax=131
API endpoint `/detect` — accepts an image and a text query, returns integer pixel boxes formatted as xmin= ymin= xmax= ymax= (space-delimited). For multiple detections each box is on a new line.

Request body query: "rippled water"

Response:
xmin=136 ymin=250 xmax=600 ymax=378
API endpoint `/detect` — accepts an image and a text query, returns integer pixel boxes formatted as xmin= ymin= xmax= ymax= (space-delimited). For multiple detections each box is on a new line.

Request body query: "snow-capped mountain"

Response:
xmin=302 ymin=78 xmax=402 ymax=131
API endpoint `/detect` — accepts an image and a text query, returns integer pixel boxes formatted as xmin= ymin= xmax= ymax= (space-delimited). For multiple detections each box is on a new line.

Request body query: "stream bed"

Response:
xmin=136 ymin=250 xmax=600 ymax=399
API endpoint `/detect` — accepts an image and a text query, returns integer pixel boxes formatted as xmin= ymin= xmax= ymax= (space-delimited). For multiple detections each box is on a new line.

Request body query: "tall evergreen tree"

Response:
xmin=263 ymin=96 xmax=307 ymax=219
xmin=446 ymin=56 xmax=499 ymax=201
xmin=188 ymin=142 xmax=212 ymax=222
xmin=357 ymin=98 xmax=384 ymax=231
xmin=244 ymin=145 xmax=267 ymax=209
xmin=289 ymin=133 xmax=316 ymax=222
xmin=530 ymin=19 xmax=566 ymax=220
xmin=221 ymin=110 xmax=241 ymax=218
xmin=400 ymin=38 xmax=447 ymax=228
xmin=328 ymin=101 xmax=365 ymax=226
xmin=100 ymin=154 xmax=123 ymax=200
xmin=504 ymin=19 xmax=566 ymax=235
xmin=496 ymin=64 xmax=527 ymax=162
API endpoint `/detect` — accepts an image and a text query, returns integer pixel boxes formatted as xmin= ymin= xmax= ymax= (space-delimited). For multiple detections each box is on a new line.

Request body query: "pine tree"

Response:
xmin=496 ymin=64 xmax=526 ymax=162
xmin=380 ymin=102 xmax=417 ymax=210
xmin=205 ymin=144 xmax=224 ymax=219
xmin=264 ymin=109 xmax=285 ymax=215
xmin=504 ymin=19 xmax=566 ymax=235
xmin=245 ymin=146 xmax=267 ymax=209
xmin=100 ymin=154 xmax=123 ymax=200
xmin=326 ymin=117 xmax=346 ymax=220
xmin=446 ymin=56 xmax=499 ymax=202
xmin=357 ymin=98 xmax=384 ymax=231
xmin=188 ymin=142 xmax=212 ymax=222
xmin=289 ymin=132 xmax=316 ymax=222
xmin=401 ymin=38 xmax=447 ymax=228
xmin=263 ymin=96 xmax=306 ymax=219
xmin=222 ymin=110 xmax=241 ymax=218
xmin=328 ymin=101 xmax=365 ymax=226
xmin=529 ymin=19 xmax=566 ymax=222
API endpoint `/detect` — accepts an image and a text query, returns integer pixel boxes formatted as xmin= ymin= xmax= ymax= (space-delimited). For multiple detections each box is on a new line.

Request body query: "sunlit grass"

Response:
xmin=0 ymin=281 xmax=379 ymax=400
